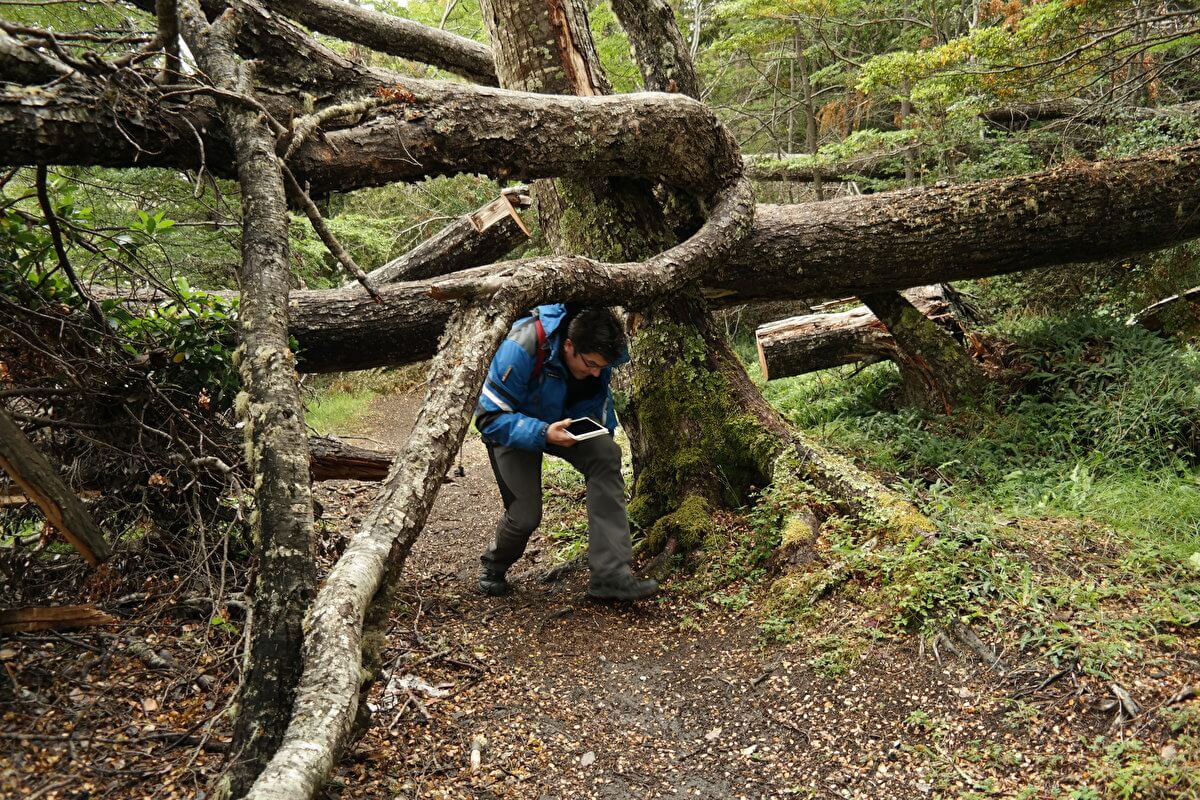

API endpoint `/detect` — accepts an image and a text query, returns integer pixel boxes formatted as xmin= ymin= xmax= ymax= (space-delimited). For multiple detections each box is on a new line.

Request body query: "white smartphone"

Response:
xmin=565 ymin=416 xmax=608 ymax=441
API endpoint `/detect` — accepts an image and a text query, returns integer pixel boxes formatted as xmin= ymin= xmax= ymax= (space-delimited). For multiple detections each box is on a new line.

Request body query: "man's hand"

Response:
xmin=546 ymin=418 xmax=576 ymax=448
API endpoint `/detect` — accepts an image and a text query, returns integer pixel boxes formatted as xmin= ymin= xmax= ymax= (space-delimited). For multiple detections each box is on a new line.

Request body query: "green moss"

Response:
xmin=628 ymin=322 xmax=781 ymax=549
xmin=781 ymin=512 xmax=817 ymax=549
xmin=644 ymin=494 xmax=713 ymax=552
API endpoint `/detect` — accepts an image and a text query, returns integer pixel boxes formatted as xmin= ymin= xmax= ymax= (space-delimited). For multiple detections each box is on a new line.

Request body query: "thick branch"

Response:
xmin=1 ymin=79 xmax=738 ymax=198
xmin=360 ymin=188 xmax=530 ymax=286
xmin=0 ymin=29 xmax=75 ymax=83
xmin=268 ymin=0 xmax=497 ymax=85
xmin=0 ymin=408 xmax=111 ymax=566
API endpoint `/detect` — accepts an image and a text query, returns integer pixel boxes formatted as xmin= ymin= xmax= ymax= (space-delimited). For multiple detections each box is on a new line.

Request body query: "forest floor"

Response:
xmin=2 ymin=384 xmax=1198 ymax=799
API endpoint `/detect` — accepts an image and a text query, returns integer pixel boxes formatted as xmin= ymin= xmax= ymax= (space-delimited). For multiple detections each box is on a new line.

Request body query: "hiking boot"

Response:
xmin=479 ymin=564 xmax=510 ymax=596
xmin=587 ymin=573 xmax=659 ymax=602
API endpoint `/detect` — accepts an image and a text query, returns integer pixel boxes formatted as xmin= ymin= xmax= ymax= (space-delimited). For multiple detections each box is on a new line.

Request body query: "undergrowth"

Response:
xmin=734 ymin=314 xmax=1200 ymax=678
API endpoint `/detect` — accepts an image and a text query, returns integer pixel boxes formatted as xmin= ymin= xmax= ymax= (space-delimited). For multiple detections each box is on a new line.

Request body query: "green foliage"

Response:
xmin=755 ymin=312 xmax=1200 ymax=675
xmin=2 ymin=187 xmax=240 ymax=410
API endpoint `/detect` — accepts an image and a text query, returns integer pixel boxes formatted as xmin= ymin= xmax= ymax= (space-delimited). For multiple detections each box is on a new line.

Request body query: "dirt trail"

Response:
xmin=313 ymin=390 xmax=1066 ymax=800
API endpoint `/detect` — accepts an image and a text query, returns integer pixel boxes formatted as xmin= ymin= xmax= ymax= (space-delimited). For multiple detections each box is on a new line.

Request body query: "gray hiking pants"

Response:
xmin=482 ymin=434 xmax=633 ymax=580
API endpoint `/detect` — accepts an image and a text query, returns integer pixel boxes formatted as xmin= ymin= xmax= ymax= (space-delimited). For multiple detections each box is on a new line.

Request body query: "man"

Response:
xmin=473 ymin=304 xmax=658 ymax=602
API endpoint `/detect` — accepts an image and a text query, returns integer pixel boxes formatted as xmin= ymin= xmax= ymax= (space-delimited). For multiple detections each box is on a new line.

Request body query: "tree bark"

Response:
xmin=0 ymin=407 xmax=111 ymax=566
xmin=360 ymin=189 xmax=530 ymax=286
xmin=268 ymin=0 xmax=498 ymax=85
xmin=309 ymin=437 xmax=392 ymax=481
xmin=859 ymin=290 xmax=987 ymax=413
xmin=176 ymin=3 xmax=317 ymax=795
xmin=609 ymin=0 xmax=701 ymax=97
xmin=716 ymin=143 xmax=1200 ymax=301
xmin=757 ymin=305 xmax=893 ymax=379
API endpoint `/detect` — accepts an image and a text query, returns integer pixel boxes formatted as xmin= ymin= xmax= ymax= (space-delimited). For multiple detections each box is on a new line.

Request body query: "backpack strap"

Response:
xmin=532 ymin=317 xmax=548 ymax=379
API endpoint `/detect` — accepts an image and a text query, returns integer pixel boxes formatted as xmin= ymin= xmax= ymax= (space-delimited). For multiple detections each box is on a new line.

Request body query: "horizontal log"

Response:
xmin=755 ymin=286 xmax=976 ymax=380
xmin=309 ymin=437 xmax=392 ymax=481
xmin=715 ymin=142 xmax=1200 ymax=301
xmin=286 ymin=143 xmax=1200 ymax=372
xmin=756 ymin=306 xmax=892 ymax=380
xmin=1 ymin=78 xmax=737 ymax=198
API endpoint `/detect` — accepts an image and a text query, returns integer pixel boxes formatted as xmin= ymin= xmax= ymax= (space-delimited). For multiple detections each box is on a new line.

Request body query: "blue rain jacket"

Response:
xmin=475 ymin=304 xmax=627 ymax=451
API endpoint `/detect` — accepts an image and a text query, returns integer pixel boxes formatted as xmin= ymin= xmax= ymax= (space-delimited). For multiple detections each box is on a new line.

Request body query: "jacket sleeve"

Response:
xmin=475 ymin=339 xmax=550 ymax=451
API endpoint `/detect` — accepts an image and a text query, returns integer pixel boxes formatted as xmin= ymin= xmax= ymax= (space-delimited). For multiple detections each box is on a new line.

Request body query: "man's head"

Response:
xmin=562 ymin=307 xmax=625 ymax=380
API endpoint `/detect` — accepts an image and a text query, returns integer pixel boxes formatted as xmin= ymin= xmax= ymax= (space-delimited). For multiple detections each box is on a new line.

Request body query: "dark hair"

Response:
xmin=566 ymin=306 xmax=626 ymax=363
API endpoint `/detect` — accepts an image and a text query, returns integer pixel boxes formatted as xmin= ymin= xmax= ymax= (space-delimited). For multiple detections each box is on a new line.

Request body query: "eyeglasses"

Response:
xmin=580 ymin=354 xmax=607 ymax=371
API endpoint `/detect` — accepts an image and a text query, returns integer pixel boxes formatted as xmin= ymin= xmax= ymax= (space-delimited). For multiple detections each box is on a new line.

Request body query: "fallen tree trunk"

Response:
xmin=756 ymin=306 xmax=892 ymax=378
xmin=0 ymin=408 xmax=111 ymax=566
xmin=282 ymin=142 xmax=1200 ymax=373
xmin=359 ymin=188 xmax=530 ymax=286
xmin=309 ymin=437 xmax=391 ymax=482
xmin=715 ymin=142 xmax=1200 ymax=301
xmin=1 ymin=76 xmax=739 ymax=199
xmin=756 ymin=286 xmax=982 ymax=380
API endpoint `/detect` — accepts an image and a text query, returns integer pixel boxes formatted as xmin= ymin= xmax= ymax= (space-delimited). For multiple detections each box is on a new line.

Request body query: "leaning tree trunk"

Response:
xmin=177 ymin=3 xmax=317 ymax=796
xmin=859 ymin=290 xmax=988 ymax=413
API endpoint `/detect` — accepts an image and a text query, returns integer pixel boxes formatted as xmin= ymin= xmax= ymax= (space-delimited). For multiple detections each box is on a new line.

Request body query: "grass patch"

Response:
xmin=304 ymin=365 xmax=427 ymax=435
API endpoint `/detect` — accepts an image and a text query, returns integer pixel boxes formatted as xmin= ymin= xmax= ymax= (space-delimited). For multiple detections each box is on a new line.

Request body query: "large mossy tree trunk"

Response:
xmin=622 ymin=294 xmax=783 ymax=553
xmin=480 ymin=0 xmax=786 ymax=558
